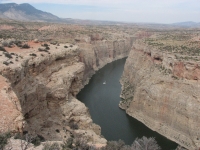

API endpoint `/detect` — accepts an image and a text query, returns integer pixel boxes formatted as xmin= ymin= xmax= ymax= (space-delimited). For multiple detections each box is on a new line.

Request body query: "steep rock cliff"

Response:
xmin=0 ymin=37 xmax=133 ymax=145
xmin=120 ymin=43 xmax=200 ymax=149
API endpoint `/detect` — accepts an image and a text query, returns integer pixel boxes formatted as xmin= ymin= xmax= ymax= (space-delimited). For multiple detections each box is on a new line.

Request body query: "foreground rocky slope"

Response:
xmin=120 ymin=41 xmax=200 ymax=149
xmin=0 ymin=36 xmax=133 ymax=147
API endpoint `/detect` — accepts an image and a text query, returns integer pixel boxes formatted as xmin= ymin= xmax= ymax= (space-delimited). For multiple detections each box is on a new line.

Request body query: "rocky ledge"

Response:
xmin=120 ymin=42 xmax=200 ymax=149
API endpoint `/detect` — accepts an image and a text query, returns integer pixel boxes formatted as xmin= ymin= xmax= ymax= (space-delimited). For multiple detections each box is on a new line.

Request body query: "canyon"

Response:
xmin=0 ymin=36 xmax=133 ymax=147
xmin=0 ymin=18 xmax=200 ymax=150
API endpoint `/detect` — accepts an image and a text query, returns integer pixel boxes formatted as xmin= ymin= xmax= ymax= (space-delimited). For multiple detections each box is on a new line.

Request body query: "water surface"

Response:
xmin=77 ymin=58 xmax=178 ymax=150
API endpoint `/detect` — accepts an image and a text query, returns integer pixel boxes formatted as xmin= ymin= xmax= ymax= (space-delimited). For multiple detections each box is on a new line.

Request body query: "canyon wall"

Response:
xmin=79 ymin=37 xmax=134 ymax=84
xmin=0 ymin=37 xmax=133 ymax=145
xmin=120 ymin=42 xmax=200 ymax=149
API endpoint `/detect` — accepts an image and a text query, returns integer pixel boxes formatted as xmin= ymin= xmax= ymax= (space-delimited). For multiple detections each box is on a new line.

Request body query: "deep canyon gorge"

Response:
xmin=0 ymin=22 xmax=200 ymax=150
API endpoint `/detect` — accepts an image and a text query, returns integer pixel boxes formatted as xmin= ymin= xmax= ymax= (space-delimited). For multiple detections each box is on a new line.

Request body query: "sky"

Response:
xmin=0 ymin=0 xmax=200 ymax=23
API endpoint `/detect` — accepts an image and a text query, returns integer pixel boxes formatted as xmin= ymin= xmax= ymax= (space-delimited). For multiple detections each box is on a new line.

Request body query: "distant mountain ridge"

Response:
xmin=0 ymin=3 xmax=61 ymax=22
xmin=172 ymin=21 xmax=200 ymax=27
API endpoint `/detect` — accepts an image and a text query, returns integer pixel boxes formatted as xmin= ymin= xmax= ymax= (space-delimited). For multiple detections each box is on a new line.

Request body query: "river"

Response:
xmin=77 ymin=58 xmax=178 ymax=150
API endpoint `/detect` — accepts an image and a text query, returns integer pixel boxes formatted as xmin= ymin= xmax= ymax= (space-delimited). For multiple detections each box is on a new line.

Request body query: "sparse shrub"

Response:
xmin=4 ymin=53 xmax=12 ymax=59
xmin=2 ymin=41 xmax=8 ymax=47
xmin=43 ymin=142 xmax=60 ymax=150
xmin=69 ymin=122 xmax=78 ymax=130
xmin=50 ymin=42 xmax=57 ymax=45
xmin=14 ymin=40 xmax=22 ymax=46
xmin=61 ymin=138 xmax=73 ymax=149
xmin=0 ymin=46 xmax=6 ymax=52
xmin=14 ymin=132 xmax=22 ymax=139
xmin=0 ymin=132 xmax=11 ymax=150
xmin=43 ymin=43 xmax=49 ymax=47
xmin=132 ymin=137 xmax=161 ymax=150
xmin=38 ymin=48 xmax=45 ymax=51
xmin=29 ymin=53 xmax=37 ymax=57
xmin=64 ymin=46 xmax=68 ymax=48
xmin=3 ymin=61 xmax=9 ymax=66
xmin=31 ymin=135 xmax=43 ymax=146
xmin=17 ymin=44 xmax=22 ymax=47
xmin=22 ymin=44 xmax=30 ymax=49
xmin=19 ymin=55 xmax=23 ymax=59
xmin=70 ymin=45 xmax=73 ymax=47
xmin=45 ymin=46 xmax=50 ymax=50
xmin=14 ymin=132 xmax=44 ymax=147
xmin=102 ymin=140 xmax=129 ymax=150
xmin=38 ymin=48 xmax=48 ymax=52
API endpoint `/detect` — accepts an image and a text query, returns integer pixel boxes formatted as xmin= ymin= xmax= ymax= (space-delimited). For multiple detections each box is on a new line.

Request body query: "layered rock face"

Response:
xmin=120 ymin=43 xmax=200 ymax=149
xmin=0 ymin=38 xmax=133 ymax=145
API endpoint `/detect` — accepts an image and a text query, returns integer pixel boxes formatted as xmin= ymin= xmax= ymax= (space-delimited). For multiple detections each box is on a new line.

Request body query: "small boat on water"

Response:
xmin=103 ymin=81 xmax=106 ymax=84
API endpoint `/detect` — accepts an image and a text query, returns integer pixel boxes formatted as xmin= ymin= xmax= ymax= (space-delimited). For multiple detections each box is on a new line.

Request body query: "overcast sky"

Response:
xmin=0 ymin=0 xmax=200 ymax=23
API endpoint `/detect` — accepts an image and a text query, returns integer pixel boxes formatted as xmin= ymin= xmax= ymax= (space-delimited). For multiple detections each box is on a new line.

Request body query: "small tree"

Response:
xmin=131 ymin=136 xmax=161 ymax=150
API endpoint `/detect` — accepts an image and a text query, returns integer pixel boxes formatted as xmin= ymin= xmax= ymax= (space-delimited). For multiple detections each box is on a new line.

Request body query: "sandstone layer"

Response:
xmin=0 ymin=37 xmax=133 ymax=146
xmin=120 ymin=42 xmax=200 ymax=149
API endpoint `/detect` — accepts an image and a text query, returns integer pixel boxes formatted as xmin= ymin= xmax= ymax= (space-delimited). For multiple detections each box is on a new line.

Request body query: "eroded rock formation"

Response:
xmin=120 ymin=42 xmax=200 ymax=149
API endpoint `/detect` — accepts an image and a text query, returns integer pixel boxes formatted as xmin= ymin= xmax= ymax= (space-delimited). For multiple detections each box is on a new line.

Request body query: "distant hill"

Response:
xmin=172 ymin=21 xmax=200 ymax=27
xmin=0 ymin=3 xmax=61 ymax=22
